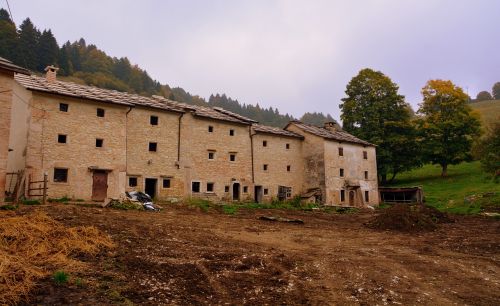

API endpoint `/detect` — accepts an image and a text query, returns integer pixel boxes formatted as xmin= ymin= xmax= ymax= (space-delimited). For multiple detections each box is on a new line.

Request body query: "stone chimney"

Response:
xmin=44 ymin=65 xmax=59 ymax=83
xmin=323 ymin=121 xmax=343 ymax=132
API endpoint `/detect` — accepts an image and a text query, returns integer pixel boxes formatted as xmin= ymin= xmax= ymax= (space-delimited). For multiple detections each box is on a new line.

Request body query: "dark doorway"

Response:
xmin=92 ymin=170 xmax=108 ymax=201
xmin=145 ymin=178 xmax=157 ymax=199
xmin=254 ymin=185 xmax=263 ymax=203
xmin=232 ymin=183 xmax=240 ymax=201
xmin=349 ymin=190 xmax=355 ymax=206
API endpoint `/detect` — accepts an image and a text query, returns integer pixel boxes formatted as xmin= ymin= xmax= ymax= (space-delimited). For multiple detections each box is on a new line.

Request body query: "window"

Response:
xmin=149 ymin=142 xmax=157 ymax=152
xmin=191 ymin=181 xmax=200 ymax=193
xmin=287 ymin=165 xmax=291 ymax=172
xmin=243 ymin=186 xmax=248 ymax=193
xmin=340 ymin=168 xmax=344 ymax=177
xmin=339 ymin=147 xmax=344 ymax=156
xmin=97 ymin=108 xmax=105 ymax=117
xmin=340 ymin=190 xmax=345 ymax=202
xmin=208 ymin=126 xmax=214 ymax=133
xmin=57 ymin=134 xmax=67 ymax=144
xmin=163 ymin=178 xmax=171 ymax=188
xmin=207 ymin=182 xmax=214 ymax=192
xmin=208 ymin=151 xmax=215 ymax=160
xmin=225 ymin=185 xmax=230 ymax=192
xmin=54 ymin=168 xmax=68 ymax=183
xmin=286 ymin=143 xmax=290 ymax=149
xmin=59 ymin=103 xmax=68 ymax=112
xmin=150 ymin=115 xmax=158 ymax=125
xmin=363 ymin=151 xmax=368 ymax=159
xmin=364 ymin=171 xmax=368 ymax=180
xmin=96 ymin=138 xmax=103 ymax=148
xmin=263 ymin=164 xmax=268 ymax=171
xmin=229 ymin=153 xmax=236 ymax=162
xmin=129 ymin=177 xmax=138 ymax=187
xmin=229 ymin=129 xmax=234 ymax=136
xmin=264 ymin=188 xmax=269 ymax=195
xmin=278 ymin=186 xmax=292 ymax=200
xmin=365 ymin=191 xmax=370 ymax=202
xmin=263 ymin=140 xmax=267 ymax=147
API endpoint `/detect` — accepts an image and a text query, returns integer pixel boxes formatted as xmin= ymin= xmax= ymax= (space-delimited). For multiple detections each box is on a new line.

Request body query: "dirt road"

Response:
xmin=14 ymin=204 xmax=500 ymax=305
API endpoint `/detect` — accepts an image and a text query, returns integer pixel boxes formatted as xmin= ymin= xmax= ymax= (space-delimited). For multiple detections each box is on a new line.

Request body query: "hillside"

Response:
xmin=0 ymin=10 xmax=334 ymax=127
xmin=469 ymin=99 xmax=500 ymax=129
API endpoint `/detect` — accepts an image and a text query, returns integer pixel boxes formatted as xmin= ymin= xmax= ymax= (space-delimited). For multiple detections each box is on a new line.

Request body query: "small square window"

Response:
xmin=340 ymin=168 xmax=344 ymax=177
xmin=263 ymin=164 xmax=268 ymax=171
xmin=287 ymin=165 xmax=291 ymax=172
xmin=364 ymin=171 xmax=368 ymax=180
xmin=340 ymin=190 xmax=345 ymax=202
xmin=129 ymin=177 xmax=137 ymax=187
xmin=207 ymin=182 xmax=214 ymax=192
xmin=229 ymin=153 xmax=236 ymax=162
xmin=163 ymin=178 xmax=171 ymax=188
xmin=286 ymin=143 xmax=290 ymax=149
xmin=97 ymin=108 xmax=105 ymax=117
xmin=263 ymin=140 xmax=267 ymax=147
xmin=54 ymin=168 xmax=68 ymax=182
xmin=149 ymin=142 xmax=157 ymax=152
xmin=363 ymin=151 xmax=368 ymax=159
xmin=225 ymin=185 xmax=230 ymax=192
xmin=339 ymin=147 xmax=344 ymax=156
xmin=229 ymin=129 xmax=234 ymax=136
xmin=150 ymin=116 xmax=158 ymax=125
xmin=208 ymin=151 xmax=215 ymax=160
xmin=96 ymin=138 xmax=103 ymax=148
xmin=192 ymin=181 xmax=200 ymax=193
xmin=264 ymin=188 xmax=269 ymax=195
xmin=243 ymin=186 xmax=248 ymax=193
xmin=365 ymin=191 xmax=370 ymax=202
xmin=208 ymin=126 xmax=214 ymax=133
xmin=59 ymin=103 xmax=68 ymax=112
xmin=58 ymin=134 xmax=67 ymax=144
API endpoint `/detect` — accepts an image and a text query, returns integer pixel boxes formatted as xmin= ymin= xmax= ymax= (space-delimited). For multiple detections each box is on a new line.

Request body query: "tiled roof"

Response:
xmin=252 ymin=124 xmax=304 ymax=139
xmin=287 ymin=121 xmax=374 ymax=146
xmin=15 ymin=74 xmax=185 ymax=112
xmin=213 ymin=107 xmax=258 ymax=123
xmin=0 ymin=57 xmax=30 ymax=74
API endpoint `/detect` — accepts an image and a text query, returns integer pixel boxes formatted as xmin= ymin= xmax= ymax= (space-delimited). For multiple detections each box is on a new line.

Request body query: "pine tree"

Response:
xmin=37 ymin=29 xmax=59 ymax=71
xmin=15 ymin=18 xmax=40 ymax=70
xmin=0 ymin=8 xmax=18 ymax=61
xmin=58 ymin=41 xmax=73 ymax=75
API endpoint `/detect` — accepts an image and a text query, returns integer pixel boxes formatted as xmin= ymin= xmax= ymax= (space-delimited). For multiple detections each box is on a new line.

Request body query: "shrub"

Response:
xmin=222 ymin=205 xmax=238 ymax=215
xmin=52 ymin=270 xmax=69 ymax=285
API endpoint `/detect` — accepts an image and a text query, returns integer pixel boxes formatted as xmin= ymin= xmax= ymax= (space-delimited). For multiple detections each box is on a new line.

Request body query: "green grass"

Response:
xmin=22 ymin=199 xmax=41 ymax=205
xmin=52 ymin=270 xmax=69 ymax=285
xmin=389 ymin=161 xmax=498 ymax=214
xmin=0 ymin=204 xmax=18 ymax=210
xmin=48 ymin=196 xmax=70 ymax=203
xmin=470 ymin=99 xmax=500 ymax=129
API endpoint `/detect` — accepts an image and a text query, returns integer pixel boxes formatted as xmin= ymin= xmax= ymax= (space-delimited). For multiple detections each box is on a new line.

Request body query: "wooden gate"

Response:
xmin=92 ymin=171 xmax=108 ymax=201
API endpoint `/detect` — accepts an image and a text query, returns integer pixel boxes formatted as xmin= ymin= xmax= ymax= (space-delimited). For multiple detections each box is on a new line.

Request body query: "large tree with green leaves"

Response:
xmin=417 ymin=80 xmax=481 ymax=177
xmin=476 ymin=90 xmax=493 ymax=101
xmin=15 ymin=18 xmax=40 ymax=70
xmin=37 ymin=29 xmax=59 ymax=71
xmin=340 ymin=68 xmax=421 ymax=184
xmin=474 ymin=123 xmax=500 ymax=180
xmin=492 ymin=82 xmax=500 ymax=99
xmin=0 ymin=8 xmax=17 ymax=61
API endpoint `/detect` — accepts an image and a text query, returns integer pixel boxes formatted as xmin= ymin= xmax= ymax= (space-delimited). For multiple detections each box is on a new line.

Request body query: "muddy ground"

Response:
xmin=13 ymin=204 xmax=500 ymax=305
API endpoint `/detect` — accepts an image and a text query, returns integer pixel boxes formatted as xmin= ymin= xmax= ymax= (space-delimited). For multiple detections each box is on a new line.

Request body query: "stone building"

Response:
xmin=4 ymin=66 xmax=379 ymax=207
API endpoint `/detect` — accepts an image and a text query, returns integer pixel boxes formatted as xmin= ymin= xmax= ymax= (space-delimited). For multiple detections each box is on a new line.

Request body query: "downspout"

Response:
xmin=249 ymin=125 xmax=255 ymax=183
xmin=177 ymin=113 xmax=184 ymax=169
xmin=125 ymin=106 xmax=133 ymax=174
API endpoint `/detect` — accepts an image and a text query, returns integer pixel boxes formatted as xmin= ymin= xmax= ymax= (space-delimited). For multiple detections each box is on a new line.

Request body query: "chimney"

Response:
xmin=323 ymin=121 xmax=342 ymax=132
xmin=44 ymin=65 xmax=59 ymax=83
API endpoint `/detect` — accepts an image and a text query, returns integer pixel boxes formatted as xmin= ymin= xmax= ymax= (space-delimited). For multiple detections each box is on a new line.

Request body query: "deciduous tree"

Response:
xmin=476 ymin=91 xmax=493 ymax=101
xmin=492 ymin=82 xmax=500 ymax=99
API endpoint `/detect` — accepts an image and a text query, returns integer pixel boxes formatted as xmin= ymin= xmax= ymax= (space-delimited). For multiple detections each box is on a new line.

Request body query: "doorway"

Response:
xmin=232 ymin=183 xmax=240 ymax=201
xmin=92 ymin=170 xmax=108 ymax=201
xmin=254 ymin=185 xmax=263 ymax=203
xmin=349 ymin=190 xmax=355 ymax=206
xmin=145 ymin=178 xmax=157 ymax=199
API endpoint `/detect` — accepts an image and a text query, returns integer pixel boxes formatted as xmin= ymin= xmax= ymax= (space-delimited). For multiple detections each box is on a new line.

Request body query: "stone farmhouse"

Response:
xmin=0 ymin=60 xmax=379 ymax=207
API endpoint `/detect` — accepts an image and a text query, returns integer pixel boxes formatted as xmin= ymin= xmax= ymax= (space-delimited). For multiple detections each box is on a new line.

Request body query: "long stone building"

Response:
xmin=1 ymin=62 xmax=379 ymax=207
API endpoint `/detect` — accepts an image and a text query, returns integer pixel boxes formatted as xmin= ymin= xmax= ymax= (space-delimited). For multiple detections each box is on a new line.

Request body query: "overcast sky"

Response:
xmin=6 ymin=0 xmax=500 ymax=120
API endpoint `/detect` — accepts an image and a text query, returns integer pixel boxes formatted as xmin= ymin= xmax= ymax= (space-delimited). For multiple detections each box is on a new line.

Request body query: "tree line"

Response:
xmin=340 ymin=68 xmax=499 ymax=183
xmin=473 ymin=82 xmax=500 ymax=102
xmin=0 ymin=9 xmax=333 ymax=127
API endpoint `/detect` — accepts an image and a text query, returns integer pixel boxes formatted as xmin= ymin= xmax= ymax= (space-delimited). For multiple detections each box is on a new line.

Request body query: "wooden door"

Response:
xmin=92 ymin=171 xmax=108 ymax=201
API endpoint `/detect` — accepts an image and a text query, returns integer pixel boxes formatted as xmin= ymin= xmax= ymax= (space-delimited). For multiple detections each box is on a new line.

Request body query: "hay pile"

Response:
xmin=0 ymin=212 xmax=115 ymax=305
xmin=367 ymin=204 xmax=453 ymax=232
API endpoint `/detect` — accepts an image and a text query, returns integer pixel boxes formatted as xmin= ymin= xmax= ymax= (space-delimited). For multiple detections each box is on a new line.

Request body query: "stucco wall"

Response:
xmin=25 ymin=91 xmax=127 ymax=200
xmin=252 ymin=133 xmax=304 ymax=201
xmin=7 ymin=81 xmax=31 ymax=174
xmin=0 ymin=70 xmax=14 ymax=202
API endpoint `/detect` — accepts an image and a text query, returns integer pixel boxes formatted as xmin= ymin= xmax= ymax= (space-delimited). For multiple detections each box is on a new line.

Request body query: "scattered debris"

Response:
xmin=124 ymin=191 xmax=161 ymax=211
xmin=258 ymin=216 xmax=304 ymax=224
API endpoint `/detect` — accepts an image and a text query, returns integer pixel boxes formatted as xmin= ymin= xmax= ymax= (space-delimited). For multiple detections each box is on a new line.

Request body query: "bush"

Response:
xmin=222 ymin=205 xmax=238 ymax=215
xmin=52 ymin=270 xmax=69 ymax=285
xmin=0 ymin=204 xmax=18 ymax=210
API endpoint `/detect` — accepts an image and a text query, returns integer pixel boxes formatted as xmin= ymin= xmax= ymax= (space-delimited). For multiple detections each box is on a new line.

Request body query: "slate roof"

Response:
xmin=0 ymin=57 xmax=30 ymax=75
xmin=286 ymin=121 xmax=374 ymax=146
xmin=15 ymin=74 xmax=184 ymax=112
xmin=252 ymin=124 xmax=304 ymax=139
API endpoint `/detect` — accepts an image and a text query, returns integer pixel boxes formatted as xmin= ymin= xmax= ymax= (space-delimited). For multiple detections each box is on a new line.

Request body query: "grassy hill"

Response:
xmin=389 ymin=162 xmax=499 ymax=214
xmin=470 ymin=99 xmax=500 ymax=129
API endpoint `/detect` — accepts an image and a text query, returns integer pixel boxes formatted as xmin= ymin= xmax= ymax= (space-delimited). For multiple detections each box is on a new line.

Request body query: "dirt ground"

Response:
xmin=9 ymin=204 xmax=500 ymax=305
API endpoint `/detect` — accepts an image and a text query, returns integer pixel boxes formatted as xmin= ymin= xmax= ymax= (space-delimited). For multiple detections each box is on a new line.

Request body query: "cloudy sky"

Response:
xmin=7 ymin=0 xmax=500 ymax=120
